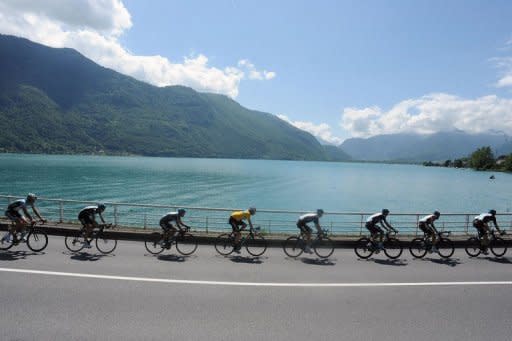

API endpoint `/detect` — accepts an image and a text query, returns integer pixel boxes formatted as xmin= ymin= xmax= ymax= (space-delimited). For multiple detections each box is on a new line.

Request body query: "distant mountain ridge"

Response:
xmin=0 ymin=34 xmax=351 ymax=161
xmin=340 ymin=131 xmax=511 ymax=161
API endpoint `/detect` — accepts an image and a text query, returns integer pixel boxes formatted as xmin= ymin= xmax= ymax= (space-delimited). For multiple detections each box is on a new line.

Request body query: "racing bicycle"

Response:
xmin=409 ymin=231 xmax=455 ymax=259
xmin=354 ymin=231 xmax=403 ymax=259
xmin=0 ymin=221 xmax=48 ymax=252
xmin=214 ymin=226 xmax=267 ymax=257
xmin=283 ymin=229 xmax=334 ymax=259
xmin=145 ymin=228 xmax=198 ymax=256
xmin=65 ymin=223 xmax=117 ymax=254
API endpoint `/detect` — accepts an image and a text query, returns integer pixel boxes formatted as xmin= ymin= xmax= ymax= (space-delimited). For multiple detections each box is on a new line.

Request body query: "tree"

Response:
xmin=469 ymin=146 xmax=495 ymax=170
xmin=502 ymin=154 xmax=512 ymax=172
xmin=453 ymin=159 xmax=464 ymax=168
xmin=443 ymin=159 xmax=452 ymax=167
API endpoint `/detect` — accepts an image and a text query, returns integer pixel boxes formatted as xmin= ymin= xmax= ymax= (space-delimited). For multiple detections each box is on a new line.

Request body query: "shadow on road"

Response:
xmin=66 ymin=251 xmax=112 ymax=262
xmin=0 ymin=250 xmax=43 ymax=261
xmin=157 ymin=254 xmax=187 ymax=262
xmin=229 ymin=255 xmax=264 ymax=264
xmin=486 ymin=257 xmax=512 ymax=264
xmin=426 ymin=257 xmax=462 ymax=267
xmin=368 ymin=258 xmax=408 ymax=266
xmin=300 ymin=258 xmax=336 ymax=266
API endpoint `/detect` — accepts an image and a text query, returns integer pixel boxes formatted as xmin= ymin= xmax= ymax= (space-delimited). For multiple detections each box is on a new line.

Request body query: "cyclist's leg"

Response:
xmin=481 ymin=224 xmax=490 ymax=247
xmin=229 ymin=218 xmax=242 ymax=246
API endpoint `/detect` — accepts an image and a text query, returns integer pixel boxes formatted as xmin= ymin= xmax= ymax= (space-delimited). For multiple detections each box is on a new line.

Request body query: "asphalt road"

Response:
xmin=1 ymin=237 xmax=511 ymax=341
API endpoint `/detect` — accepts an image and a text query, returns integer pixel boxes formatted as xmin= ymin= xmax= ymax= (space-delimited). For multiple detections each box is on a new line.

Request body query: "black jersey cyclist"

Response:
xmin=159 ymin=209 xmax=191 ymax=243
xmin=365 ymin=209 xmax=397 ymax=250
xmin=78 ymin=204 xmax=107 ymax=248
xmin=296 ymin=209 xmax=324 ymax=254
xmin=4 ymin=193 xmax=46 ymax=243
xmin=229 ymin=207 xmax=256 ymax=253
xmin=473 ymin=209 xmax=505 ymax=254
xmin=418 ymin=211 xmax=441 ymax=253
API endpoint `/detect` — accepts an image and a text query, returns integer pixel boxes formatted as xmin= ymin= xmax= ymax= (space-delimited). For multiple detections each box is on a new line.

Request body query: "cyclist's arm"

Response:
xmin=98 ymin=212 xmax=106 ymax=224
xmin=492 ymin=217 xmax=502 ymax=232
xmin=314 ymin=220 xmax=322 ymax=234
xmin=430 ymin=222 xmax=439 ymax=233
xmin=22 ymin=207 xmax=34 ymax=222
xmin=177 ymin=218 xmax=191 ymax=230
xmin=382 ymin=218 xmax=396 ymax=232
xmin=31 ymin=204 xmax=46 ymax=222
xmin=247 ymin=218 xmax=253 ymax=230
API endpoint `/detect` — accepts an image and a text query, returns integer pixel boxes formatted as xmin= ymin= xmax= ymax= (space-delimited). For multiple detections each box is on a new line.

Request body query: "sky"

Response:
xmin=1 ymin=0 xmax=512 ymax=144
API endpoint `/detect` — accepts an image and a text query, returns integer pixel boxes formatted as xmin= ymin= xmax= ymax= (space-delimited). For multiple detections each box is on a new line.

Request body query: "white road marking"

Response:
xmin=1 ymin=267 xmax=512 ymax=287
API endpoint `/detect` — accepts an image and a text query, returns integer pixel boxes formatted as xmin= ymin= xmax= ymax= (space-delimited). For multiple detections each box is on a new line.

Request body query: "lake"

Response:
xmin=1 ymin=154 xmax=511 ymax=232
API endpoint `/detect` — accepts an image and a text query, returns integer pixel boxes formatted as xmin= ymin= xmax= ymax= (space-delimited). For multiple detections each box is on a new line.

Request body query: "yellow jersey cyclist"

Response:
xmin=473 ymin=209 xmax=505 ymax=255
xmin=418 ymin=211 xmax=441 ymax=253
xmin=78 ymin=204 xmax=107 ymax=248
xmin=4 ymin=193 xmax=46 ymax=243
xmin=229 ymin=207 xmax=256 ymax=253
xmin=365 ymin=209 xmax=397 ymax=251
xmin=159 ymin=209 xmax=191 ymax=245
xmin=296 ymin=209 xmax=324 ymax=254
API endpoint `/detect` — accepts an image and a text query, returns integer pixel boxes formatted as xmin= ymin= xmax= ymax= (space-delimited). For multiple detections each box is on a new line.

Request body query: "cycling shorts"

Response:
xmin=5 ymin=209 xmax=22 ymax=221
xmin=160 ymin=221 xmax=176 ymax=230
xmin=473 ymin=220 xmax=486 ymax=237
xmin=229 ymin=217 xmax=246 ymax=232
xmin=78 ymin=211 xmax=94 ymax=226
xmin=418 ymin=222 xmax=434 ymax=235
xmin=296 ymin=221 xmax=313 ymax=234
xmin=365 ymin=222 xmax=383 ymax=235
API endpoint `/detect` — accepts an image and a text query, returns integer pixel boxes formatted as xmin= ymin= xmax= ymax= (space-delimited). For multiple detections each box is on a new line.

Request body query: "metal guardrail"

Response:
xmin=1 ymin=194 xmax=512 ymax=236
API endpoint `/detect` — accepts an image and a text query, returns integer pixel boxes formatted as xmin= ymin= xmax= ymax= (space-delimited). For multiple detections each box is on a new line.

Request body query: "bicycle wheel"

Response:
xmin=313 ymin=236 xmax=335 ymax=259
xmin=0 ymin=232 xmax=14 ymax=251
xmin=245 ymin=234 xmax=267 ymax=257
xmin=437 ymin=238 xmax=455 ymax=259
xmin=95 ymin=234 xmax=117 ymax=254
xmin=464 ymin=237 xmax=481 ymax=257
xmin=383 ymin=238 xmax=403 ymax=259
xmin=490 ymin=237 xmax=507 ymax=257
xmin=283 ymin=236 xmax=304 ymax=258
xmin=65 ymin=232 xmax=85 ymax=252
xmin=354 ymin=237 xmax=374 ymax=259
xmin=214 ymin=233 xmax=235 ymax=256
xmin=409 ymin=238 xmax=428 ymax=259
xmin=26 ymin=229 xmax=48 ymax=252
xmin=176 ymin=233 xmax=198 ymax=255
xmin=144 ymin=232 xmax=165 ymax=255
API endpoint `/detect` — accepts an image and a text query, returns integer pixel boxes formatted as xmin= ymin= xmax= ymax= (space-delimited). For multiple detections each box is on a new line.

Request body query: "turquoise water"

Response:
xmin=1 ymin=154 xmax=511 ymax=232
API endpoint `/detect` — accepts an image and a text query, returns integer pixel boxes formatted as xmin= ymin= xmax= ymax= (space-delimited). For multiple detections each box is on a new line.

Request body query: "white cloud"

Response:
xmin=0 ymin=0 xmax=275 ymax=98
xmin=494 ymin=57 xmax=512 ymax=88
xmin=341 ymin=93 xmax=512 ymax=138
xmin=278 ymin=115 xmax=343 ymax=145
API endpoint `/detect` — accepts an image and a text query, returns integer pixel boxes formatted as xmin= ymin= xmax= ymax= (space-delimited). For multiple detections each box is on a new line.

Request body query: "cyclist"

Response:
xmin=159 ymin=209 xmax=191 ymax=245
xmin=78 ymin=204 xmax=107 ymax=248
xmin=473 ymin=209 xmax=505 ymax=255
xmin=4 ymin=193 xmax=46 ymax=243
xmin=229 ymin=207 xmax=256 ymax=253
xmin=296 ymin=209 xmax=324 ymax=254
xmin=418 ymin=211 xmax=441 ymax=253
xmin=365 ymin=209 xmax=397 ymax=250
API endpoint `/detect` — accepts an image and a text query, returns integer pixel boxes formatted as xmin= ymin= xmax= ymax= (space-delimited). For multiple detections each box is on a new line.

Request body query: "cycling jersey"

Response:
xmin=474 ymin=213 xmax=497 ymax=226
xmin=231 ymin=210 xmax=251 ymax=222
xmin=78 ymin=206 xmax=101 ymax=225
xmin=160 ymin=212 xmax=179 ymax=228
xmin=419 ymin=214 xmax=436 ymax=224
xmin=366 ymin=213 xmax=387 ymax=226
xmin=7 ymin=199 xmax=27 ymax=213
xmin=298 ymin=213 xmax=320 ymax=225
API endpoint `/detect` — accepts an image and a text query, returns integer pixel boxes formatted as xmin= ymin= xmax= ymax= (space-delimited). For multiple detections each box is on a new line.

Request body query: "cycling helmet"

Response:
xmin=178 ymin=208 xmax=186 ymax=217
xmin=26 ymin=193 xmax=37 ymax=203
xmin=317 ymin=209 xmax=324 ymax=216
xmin=489 ymin=209 xmax=497 ymax=216
xmin=433 ymin=211 xmax=440 ymax=218
xmin=382 ymin=209 xmax=390 ymax=216
xmin=97 ymin=203 xmax=106 ymax=212
xmin=248 ymin=207 xmax=256 ymax=215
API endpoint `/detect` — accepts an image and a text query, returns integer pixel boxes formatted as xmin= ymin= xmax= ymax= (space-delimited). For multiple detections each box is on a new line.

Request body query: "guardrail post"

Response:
xmin=59 ymin=200 xmax=64 ymax=223
xmin=7 ymin=196 xmax=13 ymax=204
xmin=360 ymin=214 xmax=363 ymax=236
xmin=415 ymin=214 xmax=419 ymax=236
xmin=268 ymin=220 xmax=271 ymax=234
xmin=205 ymin=217 xmax=208 ymax=234
xmin=114 ymin=205 xmax=118 ymax=227
xmin=330 ymin=221 xmax=333 ymax=235
xmin=144 ymin=213 xmax=147 ymax=229
xmin=465 ymin=214 xmax=469 ymax=235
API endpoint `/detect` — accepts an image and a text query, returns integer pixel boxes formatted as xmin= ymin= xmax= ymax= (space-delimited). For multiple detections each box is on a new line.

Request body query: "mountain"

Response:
xmin=0 ymin=34 xmax=330 ymax=160
xmin=340 ymin=131 xmax=510 ymax=161
xmin=322 ymin=145 xmax=352 ymax=161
